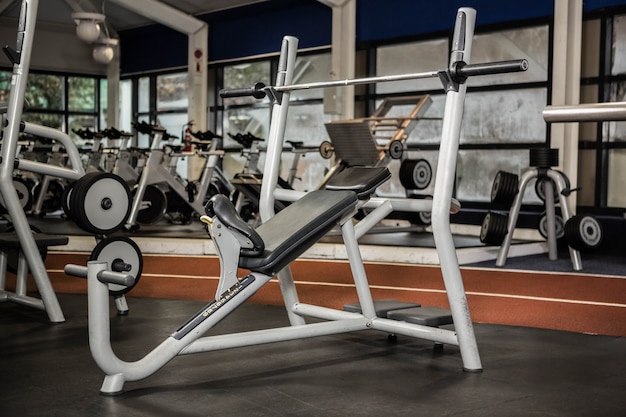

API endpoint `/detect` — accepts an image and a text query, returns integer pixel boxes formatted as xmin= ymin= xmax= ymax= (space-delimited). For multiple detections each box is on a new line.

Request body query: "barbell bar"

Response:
xmin=220 ymin=59 xmax=528 ymax=99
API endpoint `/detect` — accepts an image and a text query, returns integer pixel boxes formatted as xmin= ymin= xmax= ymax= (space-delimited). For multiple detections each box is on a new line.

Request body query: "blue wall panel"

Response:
xmin=119 ymin=0 xmax=626 ymax=74
xmin=356 ymin=0 xmax=554 ymax=43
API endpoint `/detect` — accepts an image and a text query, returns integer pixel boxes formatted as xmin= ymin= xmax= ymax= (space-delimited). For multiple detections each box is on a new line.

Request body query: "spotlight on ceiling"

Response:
xmin=92 ymin=38 xmax=119 ymax=65
xmin=72 ymin=12 xmax=106 ymax=43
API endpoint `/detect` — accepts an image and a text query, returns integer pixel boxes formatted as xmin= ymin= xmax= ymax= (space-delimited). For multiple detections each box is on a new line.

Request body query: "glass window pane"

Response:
xmin=157 ymin=73 xmax=188 ymax=111
xmin=157 ymin=112 xmax=189 ymax=178
xmin=606 ymin=81 xmax=626 ymax=141
xmin=25 ymin=74 xmax=63 ymax=110
xmin=68 ymin=76 xmax=95 ymax=112
xmin=290 ymin=53 xmax=331 ymax=101
xmin=119 ymin=79 xmax=132 ymax=134
xmin=376 ymin=38 xmax=448 ymax=94
xmin=611 ymin=14 xmax=626 ymax=75
xmin=223 ymin=107 xmax=270 ymax=146
xmin=156 ymin=112 xmax=188 ymax=143
xmin=468 ymin=26 xmax=549 ymax=87
xmin=284 ymin=103 xmax=332 ymax=191
xmin=375 ymin=94 xmax=445 ymax=146
xmin=223 ymin=61 xmax=271 ymax=106
xmin=100 ymin=78 xmax=108 ymax=128
xmin=21 ymin=112 xmax=63 ymax=130
xmin=222 ymin=106 xmax=270 ymax=179
xmin=0 ymin=70 xmax=11 ymax=103
xmin=460 ymin=89 xmax=547 ymax=145
xmin=68 ymin=115 xmax=96 ymax=146
xmin=456 ymin=149 xmax=539 ymax=203
xmin=138 ymin=77 xmax=150 ymax=113
xmin=607 ymin=149 xmax=626 ymax=207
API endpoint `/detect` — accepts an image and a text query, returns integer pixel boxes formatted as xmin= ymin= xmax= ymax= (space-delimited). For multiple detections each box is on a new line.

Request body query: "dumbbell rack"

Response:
xmin=485 ymin=148 xmax=585 ymax=270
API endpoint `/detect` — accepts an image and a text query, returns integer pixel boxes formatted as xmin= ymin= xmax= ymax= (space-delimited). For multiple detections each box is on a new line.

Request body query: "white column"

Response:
xmin=319 ymin=0 xmax=356 ymax=119
xmin=188 ymin=25 xmax=209 ymax=131
xmin=551 ymin=0 xmax=582 ymax=213
xmin=106 ymin=44 xmax=120 ymax=127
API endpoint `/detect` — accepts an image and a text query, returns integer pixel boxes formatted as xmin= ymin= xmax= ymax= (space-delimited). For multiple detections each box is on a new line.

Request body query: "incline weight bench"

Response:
xmin=64 ymin=7 xmax=529 ymax=395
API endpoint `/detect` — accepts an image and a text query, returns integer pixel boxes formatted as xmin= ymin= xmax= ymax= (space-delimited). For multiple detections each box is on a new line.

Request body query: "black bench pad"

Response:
xmin=0 ymin=233 xmax=69 ymax=249
xmin=325 ymin=167 xmax=391 ymax=199
xmin=239 ymin=189 xmax=357 ymax=275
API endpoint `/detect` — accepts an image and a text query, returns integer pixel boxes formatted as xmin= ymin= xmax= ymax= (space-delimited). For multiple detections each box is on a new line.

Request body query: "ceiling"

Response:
xmin=0 ymin=0 xmax=270 ymax=33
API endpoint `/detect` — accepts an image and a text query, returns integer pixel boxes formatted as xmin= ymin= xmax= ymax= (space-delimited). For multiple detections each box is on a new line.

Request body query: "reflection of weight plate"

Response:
xmin=480 ymin=211 xmax=508 ymax=246
xmin=388 ymin=140 xmax=404 ymax=159
xmin=89 ymin=236 xmax=143 ymax=296
xmin=61 ymin=181 xmax=75 ymax=219
xmin=34 ymin=179 xmax=65 ymax=214
xmin=69 ymin=172 xmax=131 ymax=235
xmin=400 ymin=159 xmax=432 ymax=190
xmin=135 ymin=184 xmax=167 ymax=225
xmin=537 ymin=212 xmax=564 ymax=240
xmin=319 ymin=140 xmax=334 ymax=159
xmin=490 ymin=171 xmax=519 ymax=205
xmin=564 ymin=215 xmax=603 ymax=251
xmin=0 ymin=177 xmax=33 ymax=214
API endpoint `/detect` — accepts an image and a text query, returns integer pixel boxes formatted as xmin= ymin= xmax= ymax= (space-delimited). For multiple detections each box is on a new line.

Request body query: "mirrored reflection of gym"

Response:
xmin=1 ymin=1 xmax=625 ymax=416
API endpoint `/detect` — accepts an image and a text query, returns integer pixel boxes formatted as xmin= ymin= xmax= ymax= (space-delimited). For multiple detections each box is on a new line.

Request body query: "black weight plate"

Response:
xmin=135 ymin=184 xmax=167 ymax=225
xmin=490 ymin=171 xmax=519 ymax=205
xmin=69 ymin=172 xmax=131 ymax=235
xmin=480 ymin=211 xmax=508 ymax=246
xmin=89 ymin=236 xmax=143 ymax=296
xmin=400 ymin=159 xmax=432 ymax=191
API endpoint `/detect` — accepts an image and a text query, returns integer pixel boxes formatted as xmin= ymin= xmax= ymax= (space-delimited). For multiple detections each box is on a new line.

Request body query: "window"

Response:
xmin=373 ymin=25 xmax=549 ymax=204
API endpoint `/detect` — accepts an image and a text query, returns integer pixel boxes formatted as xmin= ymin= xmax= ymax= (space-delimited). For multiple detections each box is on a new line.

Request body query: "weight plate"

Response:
xmin=0 ymin=177 xmax=33 ymax=213
xmin=565 ymin=215 xmax=603 ymax=251
xmin=135 ymin=184 xmax=167 ymax=225
xmin=480 ymin=211 xmax=508 ymax=246
xmin=89 ymin=236 xmax=143 ymax=296
xmin=490 ymin=171 xmax=519 ymax=205
xmin=34 ymin=179 xmax=65 ymax=214
xmin=534 ymin=177 xmax=560 ymax=203
xmin=388 ymin=140 xmax=404 ymax=159
xmin=400 ymin=159 xmax=432 ymax=190
xmin=61 ymin=181 xmax=75 ymax=219
xmin=529 ymin=147 xmax=559 ymax=168
xmin=319 ymin=140 xmax=334 ymax=159
xmin=537 ymin=211 xmax=564 ymax=240
xmin=70 ymin=172 xmax=131 ymax=235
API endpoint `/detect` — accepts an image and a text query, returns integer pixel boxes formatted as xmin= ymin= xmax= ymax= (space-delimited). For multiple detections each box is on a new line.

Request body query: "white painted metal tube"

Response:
xmin=180 ymin=318 xmax=369 ymax=355
xmin=21 ymin=122 xmax=85 ymax=177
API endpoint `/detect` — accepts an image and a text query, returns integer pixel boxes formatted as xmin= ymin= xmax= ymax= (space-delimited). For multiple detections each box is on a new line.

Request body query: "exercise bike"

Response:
xmin=124 ymin=121 xmax=233 ymax=230
xmin=0 ymin=0 xmax=142 ymax=321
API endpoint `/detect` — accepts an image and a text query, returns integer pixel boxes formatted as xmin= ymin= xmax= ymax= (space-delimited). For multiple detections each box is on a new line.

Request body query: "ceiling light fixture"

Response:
xmin=92 ymin=37 xmax=118 ymax=64
xmin=72 ymin=12 xmax=106 ymax=43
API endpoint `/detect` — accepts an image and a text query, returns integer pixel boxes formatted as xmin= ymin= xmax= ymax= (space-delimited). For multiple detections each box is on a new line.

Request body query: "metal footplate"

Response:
xmin=343 ymin=299 xmax=453 ymax=327
xmin=387 ymin=306 xmax=453 ymax=327
xmin=343 ymin=299 xmax=421 ymax=317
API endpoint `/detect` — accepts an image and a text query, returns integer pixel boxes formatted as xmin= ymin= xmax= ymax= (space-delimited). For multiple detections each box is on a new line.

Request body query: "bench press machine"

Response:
xmin=64 ymin=7 xmax=528 ymax=394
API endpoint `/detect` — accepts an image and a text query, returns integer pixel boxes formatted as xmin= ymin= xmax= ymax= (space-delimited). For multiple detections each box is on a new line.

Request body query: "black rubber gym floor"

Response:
xmin=1 ymin=293 xmax=625 ymax=417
